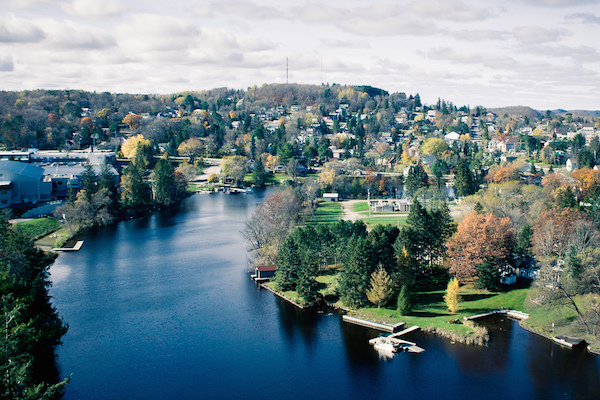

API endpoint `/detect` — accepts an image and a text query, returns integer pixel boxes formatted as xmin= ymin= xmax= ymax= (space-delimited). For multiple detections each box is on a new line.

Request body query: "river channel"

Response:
xmin=49 ymin=189 xmax=600 ymax=400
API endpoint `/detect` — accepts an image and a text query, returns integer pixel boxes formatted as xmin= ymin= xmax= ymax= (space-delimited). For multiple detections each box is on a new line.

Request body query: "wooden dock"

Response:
xmin=52 ymin=241 xmax=84 ymax=252
xmin=342 ymin=315 xmax=405 ymax=333
xmin=464 ymin=309 xmax=529 ymax=321
xmin=367 ymin=325 xmax=424 ymax=354
xmin=390 ymin=325 xmax=420 ymax=338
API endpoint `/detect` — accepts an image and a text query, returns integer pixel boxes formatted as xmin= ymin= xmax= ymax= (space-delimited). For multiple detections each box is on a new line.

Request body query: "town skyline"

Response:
xmin=1 ymin=0 xmax=600 ymax=110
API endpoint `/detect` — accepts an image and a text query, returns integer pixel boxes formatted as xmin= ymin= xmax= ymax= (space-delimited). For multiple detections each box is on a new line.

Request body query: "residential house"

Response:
xmin=499 ymin=136 xmax=521 ymax=153
xmin=444 ymin=131 xmax=460 ymax=144
xmin=566 ymin=158 xmax=577 ymax=172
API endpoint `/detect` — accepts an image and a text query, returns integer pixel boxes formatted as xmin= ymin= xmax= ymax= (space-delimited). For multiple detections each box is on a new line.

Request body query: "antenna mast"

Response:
xmin=286 ymin=57 xmax=289 ymax=84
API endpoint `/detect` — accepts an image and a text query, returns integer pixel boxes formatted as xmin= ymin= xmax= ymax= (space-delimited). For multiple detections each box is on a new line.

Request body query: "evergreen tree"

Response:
xmin=338 ymin=236 xmax=372 ymax=308
xmin=98 ymin=163 xmax=120 ymax=215
xmin=79 ymin=161 xmax=97 ymax=201
xmin=476 ymin=258 xmax=501 ymax=291
xmin=0 ymin=214 xmax=69 ymax=399
xmin=396 ymin=285 xmax=412 ymax=315
xmin=454 ymin=158 xmax=476 ymax=197
xmin=405 ymin=164 xmax=429 ymax=197
xmin=273 ymin=236 xmax=302 ymax=291
xmin=252 ymin=156 xmax=266 ymax=187
xmin=121 ymin=164 xmax=152 ymax=212
xmin=151 ymin=159 xmax=177 ymax=206
xmin=556 ymin=186 xmax=577 ymax=208
xmin=474 ymin=201 xmax=484 ymax=214
xmin=515 ymin=224 xmax=533 ymax=257
xmin=296 ymin=273 xmax=319 ymax=304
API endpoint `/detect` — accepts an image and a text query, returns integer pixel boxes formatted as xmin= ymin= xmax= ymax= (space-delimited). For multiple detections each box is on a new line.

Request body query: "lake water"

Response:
xmin=49 ymin=189 xmax=600 ymax=400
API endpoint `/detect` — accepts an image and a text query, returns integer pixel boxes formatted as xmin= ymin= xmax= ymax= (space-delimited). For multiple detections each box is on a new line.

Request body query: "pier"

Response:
xmin=368 ymin=325 xmax=424 ymax=353
xmin=464 ymin=309 xmax=529 ymax=321
xmin=52 ymin=240 xmax=84 ymax=252
xmin=342 ymin=315 xmax=405 ymax=333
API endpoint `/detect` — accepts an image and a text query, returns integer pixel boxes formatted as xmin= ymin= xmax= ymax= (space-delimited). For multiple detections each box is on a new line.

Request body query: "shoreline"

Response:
xmin=260 ymin=283 xmax=598 ymax=355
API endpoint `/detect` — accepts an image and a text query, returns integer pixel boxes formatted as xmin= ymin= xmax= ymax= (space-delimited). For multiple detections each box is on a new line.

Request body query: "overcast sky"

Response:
xmin=1 ymin=0 xmax=600 ymax=110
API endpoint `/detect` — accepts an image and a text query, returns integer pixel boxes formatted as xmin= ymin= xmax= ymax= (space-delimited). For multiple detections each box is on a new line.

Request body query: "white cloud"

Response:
xmin=116 ymin=14 xmax=201 ymax=61
xmin=0 ymin=14 xmax=46 ymax=43
xmin=512 ymin=26 xmax=570 ymax=44
xmin=522 ymin=0 xmax=600 ymax=7
xmin=406 ymin=0 xmax=491 ymax=22
xmin=319 ymin=38 xmax=371 ymax=49
xmin=44 ymin=20 xmax=116 ymax=49
xmin=450 ymin=29 xmax=510 ymax=41
xmin=566 ymin=12 xmax=600 ymax=24
xmin=61 ymin=0 xmax=125 ymax=19
xmin=2 ymin=0 xmax=55 ymax=9
xmin=0 ymin=55 xmax=15 ymax=71
xmin=290 ymin=3 xmax=439 ymax=36
xmin=191 ymin=0 xmax=285 ymax=20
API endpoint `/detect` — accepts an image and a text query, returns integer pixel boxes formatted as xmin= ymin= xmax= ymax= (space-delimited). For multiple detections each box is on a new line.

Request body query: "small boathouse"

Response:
xmin=251 ymin=265 xmax=277 ymax=282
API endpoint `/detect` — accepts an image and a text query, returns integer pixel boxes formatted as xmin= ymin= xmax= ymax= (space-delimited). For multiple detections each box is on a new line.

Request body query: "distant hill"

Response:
xmin=488 ymin=106 xmax=540 ymax=120
xmin=552 ymin=109 xmax=600 ymax=119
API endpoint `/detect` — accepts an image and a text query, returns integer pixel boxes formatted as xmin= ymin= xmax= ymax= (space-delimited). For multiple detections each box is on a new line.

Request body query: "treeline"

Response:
xmin=269 ymin=199 xmax=454 ymax=307
xmin=54 ymin=143 xmax=188 ymax=233
xmin=1 ymin=213 xmax=68 ymax=399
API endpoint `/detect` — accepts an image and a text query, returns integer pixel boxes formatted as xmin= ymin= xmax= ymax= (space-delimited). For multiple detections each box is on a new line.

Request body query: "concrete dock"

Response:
xmin=52 ymin=240 xmax=84 ymax=252
xmin=342 ymin=315 xmax=405 ymax=333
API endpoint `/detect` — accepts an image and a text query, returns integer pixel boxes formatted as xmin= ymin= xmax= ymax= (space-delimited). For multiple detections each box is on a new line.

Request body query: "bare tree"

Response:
xmin=242 ymin=188 xmax=301 ymax=263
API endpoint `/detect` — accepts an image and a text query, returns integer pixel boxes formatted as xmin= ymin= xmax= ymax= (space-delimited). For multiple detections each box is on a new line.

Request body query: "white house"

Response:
xmin=323 ymin=193 xmax=339 ymax=202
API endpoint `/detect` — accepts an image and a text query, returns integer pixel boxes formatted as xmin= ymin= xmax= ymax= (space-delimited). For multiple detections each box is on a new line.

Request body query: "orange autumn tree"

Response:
xmin=541 ymin=173 xmax=569 ymax=191
xmin=571 ymin=168 xmax=600 ymax=201
xmin=446 ymin=212 xmax=516 ymax=283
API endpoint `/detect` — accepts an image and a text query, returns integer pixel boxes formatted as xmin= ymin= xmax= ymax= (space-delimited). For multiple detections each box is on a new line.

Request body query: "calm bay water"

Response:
xmin=49 ymin=189 xmax=600 ymax=400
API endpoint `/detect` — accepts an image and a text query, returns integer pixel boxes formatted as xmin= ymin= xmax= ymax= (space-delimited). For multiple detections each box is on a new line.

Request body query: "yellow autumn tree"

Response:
xmin=444 ymin=277 xmax=461 ymax=313
xmin=121 ymin=134 xmax=151 ymax=159
xmin=366 ymin=265 xmax=394 ymax=308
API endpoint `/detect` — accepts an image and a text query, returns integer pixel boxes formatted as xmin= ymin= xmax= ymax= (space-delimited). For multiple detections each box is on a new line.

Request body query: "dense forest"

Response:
xmin=1 ymin=213 xmax=68 ymax=399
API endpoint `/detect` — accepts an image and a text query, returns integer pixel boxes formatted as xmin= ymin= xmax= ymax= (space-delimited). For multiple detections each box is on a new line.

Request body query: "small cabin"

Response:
xmin=323 ymin=193 xmax=339 ymax=202
xmin=252 ymin=265 xmax=277 ymax=282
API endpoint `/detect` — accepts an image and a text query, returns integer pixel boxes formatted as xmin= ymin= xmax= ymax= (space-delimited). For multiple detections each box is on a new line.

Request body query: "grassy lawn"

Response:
xmin=524 ymin=293 xmax=600 ymax=348
xmin=353 ymin=286 xmax=529 ymax=340
xmin=359 ymin=215 xmax=408 ymax=229
xmin=34 ymin=227 xmax=73 ymax=249
xmin=307 ymin=202 xmax=342 ymax=225
xmin=353 ymin=201 xmax=369 ymax=212
xmin=11 ymin=217 xmax=60 ymax=240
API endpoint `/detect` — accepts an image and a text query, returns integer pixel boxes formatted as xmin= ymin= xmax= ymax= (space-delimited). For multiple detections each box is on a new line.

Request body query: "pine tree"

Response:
xmin=80 ymin=161 xmax=97 ymax=201
xmin=444 ymin=277 xmax=461 ymax=313
xmin=338 ymin=236 xmax=372 ymax=308
xmin=151 ymin=159 xmax=176 ymax=206
xmin=273 ymin=236 xmax=302 ymax=291
xmin=253 ymin=156 xmax=266 ymax=187
xmin=366 ymin=265 xmax=393 ymax=308
xmin=454 ymin=158 xmax=476 ymax=197
xmin=396 ymin=286 xmax=412 ymax=315
xmin=476 ymin=258 xmax=501 ymax=291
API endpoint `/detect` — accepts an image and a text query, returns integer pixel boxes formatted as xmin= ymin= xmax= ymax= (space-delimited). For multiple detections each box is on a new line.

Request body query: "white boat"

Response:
xmin=373 ymin=337 xmax=402 ymax=353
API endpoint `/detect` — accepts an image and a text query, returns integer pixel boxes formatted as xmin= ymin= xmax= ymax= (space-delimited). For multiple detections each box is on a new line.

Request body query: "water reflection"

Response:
xmin=276 ymin=297 xmax=318 ymax=349
xmin=49 ymin=191 xmax=600 ymax=400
